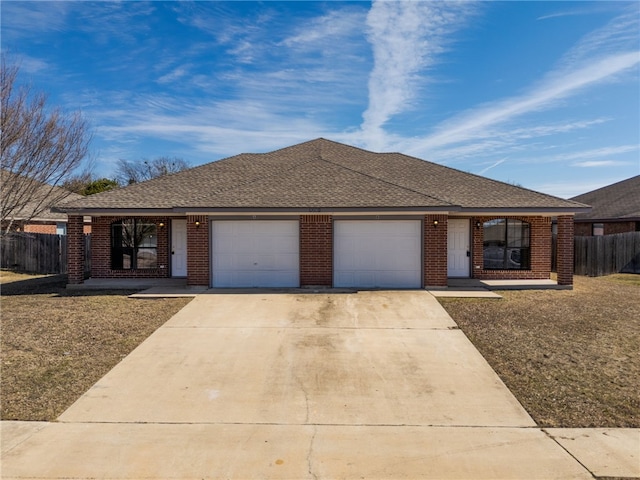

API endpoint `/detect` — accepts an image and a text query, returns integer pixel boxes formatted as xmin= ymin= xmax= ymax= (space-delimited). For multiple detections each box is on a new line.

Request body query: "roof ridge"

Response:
xmin=317 ymin=147 xmax=458 ymax=207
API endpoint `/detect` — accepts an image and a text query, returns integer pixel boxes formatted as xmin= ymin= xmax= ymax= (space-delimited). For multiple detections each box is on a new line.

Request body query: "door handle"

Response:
xmin=466 ymin=250 xmax=470 ymax=257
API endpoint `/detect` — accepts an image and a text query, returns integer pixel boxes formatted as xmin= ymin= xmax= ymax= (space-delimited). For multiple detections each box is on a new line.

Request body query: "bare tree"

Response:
xmin=115 ymin=156 xmax=190 ymax=185
xmin=0 ymin=57 xmax=92 ymax=233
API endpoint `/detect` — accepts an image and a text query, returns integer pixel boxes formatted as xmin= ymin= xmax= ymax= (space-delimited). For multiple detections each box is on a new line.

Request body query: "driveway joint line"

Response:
xmin=541 ymin=428 xmax=597 ymax=478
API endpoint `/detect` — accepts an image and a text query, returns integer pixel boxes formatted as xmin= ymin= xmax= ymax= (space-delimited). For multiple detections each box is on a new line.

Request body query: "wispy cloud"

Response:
xmin=374 ymin=3 xmax=639 ymax=171
xmin=477 ymin=157 xmax=508 ymax=175
xmin=359 ymin=0 xmax=476 ymax=150
xmin=572 ymin=160 xmax=631 ymax=168
xmin=414 ymin=51 xmax=639 ymax=152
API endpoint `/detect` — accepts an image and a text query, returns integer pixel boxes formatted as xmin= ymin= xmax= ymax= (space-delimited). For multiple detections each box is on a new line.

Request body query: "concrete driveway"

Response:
xmin=2 ymin=291 xmax=593 ymax=479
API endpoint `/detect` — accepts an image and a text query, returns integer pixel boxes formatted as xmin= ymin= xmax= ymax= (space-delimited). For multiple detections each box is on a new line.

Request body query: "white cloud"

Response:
xmin=415 ymin=51 xmax=639 ymax=152
xmin=359 ymin=0 xmax=476 ymax=150
xmin=572 ymin=160 xmax=631 ymax=168
xmin=477 ymin=158 xmax=508 ymax=175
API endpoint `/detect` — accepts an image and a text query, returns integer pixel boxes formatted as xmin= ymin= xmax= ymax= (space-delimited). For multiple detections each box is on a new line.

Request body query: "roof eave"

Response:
xmin=457 ymin=206 xmax=592 ymax=216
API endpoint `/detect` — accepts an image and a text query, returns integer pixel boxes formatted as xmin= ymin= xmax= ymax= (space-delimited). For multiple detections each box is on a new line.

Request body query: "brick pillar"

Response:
xmin=556 ymin=215 xmax=574 ymax=286
xmin=67 ymin=215 xmax=85 ymax=284
xmin=300 ymin=215 xmax=332 ymax=287
xmin=425 ymin=214 xmax=448 ymax=287
xmin=187 ymin=215 xmax=209 ymax=286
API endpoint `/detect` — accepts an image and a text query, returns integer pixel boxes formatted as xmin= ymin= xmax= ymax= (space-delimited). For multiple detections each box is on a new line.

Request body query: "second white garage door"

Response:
xmin=211 ymin=220 xmax=299 ymax=288
xmin=334 ymin=220 xmax=422 ymax=288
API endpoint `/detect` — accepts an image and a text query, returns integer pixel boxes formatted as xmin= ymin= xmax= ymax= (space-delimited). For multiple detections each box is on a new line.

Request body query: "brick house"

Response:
xmin=1 ymin=169 xmax=91 ymax=235
xmin=56 ymin=139 xmax=588 ymax=288
xmin=570 ymin=175 xmax=640 ymax=236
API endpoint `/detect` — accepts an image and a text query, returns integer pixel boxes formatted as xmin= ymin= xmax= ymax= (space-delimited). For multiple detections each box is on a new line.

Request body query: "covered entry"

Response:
xmin=211 ymin=220 xmax=299 ymax=287
xmin=333 ymin=220 xmax=422 ymax=288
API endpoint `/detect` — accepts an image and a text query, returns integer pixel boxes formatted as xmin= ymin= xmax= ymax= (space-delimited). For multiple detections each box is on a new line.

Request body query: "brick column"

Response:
xmin=187 ymin=215 xmax=209 ymax=286
xmin=424 ymin=214 xmax=448 ymax=287
xmin=300 ymin=215 xmax=332 ymax=287
xmin=67 ymin=215 xmax=85 ymax=284
xmin=556 ymin=215 xmax=574 ymax=286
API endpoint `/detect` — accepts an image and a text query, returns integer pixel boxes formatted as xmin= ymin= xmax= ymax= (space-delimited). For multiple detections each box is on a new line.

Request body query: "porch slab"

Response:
xmin=66 ymin=278 xmax=206 ymax=297
xmin=448 ymin=278 xmax=570 ymax=291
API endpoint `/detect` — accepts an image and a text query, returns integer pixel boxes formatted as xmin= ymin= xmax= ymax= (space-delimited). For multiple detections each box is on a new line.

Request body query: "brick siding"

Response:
xmin=67 ymin=215 xmax=85 ymax=284
xmin=425 ymin=214 xmax=448 ymax=287
xmin=575 ymin=221 xmax=637 ymax=236
xmin=471 ymin=216 xmax=552 ymax=281
xmin=556 ymin=215 xmax=574 ymax=286
xmin=187 ymin=215 xmax=210 ymax=286
xmin=300 ymin=215 xmax=332 ymax=286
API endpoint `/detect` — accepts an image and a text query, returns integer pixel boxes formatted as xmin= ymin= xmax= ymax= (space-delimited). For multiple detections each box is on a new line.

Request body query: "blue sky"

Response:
xmin=2 ymin=1 xmax=639 ymax=198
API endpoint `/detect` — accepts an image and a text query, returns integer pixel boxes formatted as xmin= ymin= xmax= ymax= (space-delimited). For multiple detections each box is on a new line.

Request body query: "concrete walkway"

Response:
xmin=2 ymin=291 xmax=637 ymax=479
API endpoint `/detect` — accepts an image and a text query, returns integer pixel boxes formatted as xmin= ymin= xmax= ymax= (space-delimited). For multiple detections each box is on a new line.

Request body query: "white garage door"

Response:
xmin=211 ymin=220 xmax=299 ymax=288
xmin=334 ymin=220 xmax=422 ymax=288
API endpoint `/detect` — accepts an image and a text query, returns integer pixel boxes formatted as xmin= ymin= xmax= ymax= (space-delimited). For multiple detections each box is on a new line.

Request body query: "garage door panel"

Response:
xmin=212 ymin=220 xmax=299 ymax=288
xmin=334 ymin=220 xmax=422 ymax=288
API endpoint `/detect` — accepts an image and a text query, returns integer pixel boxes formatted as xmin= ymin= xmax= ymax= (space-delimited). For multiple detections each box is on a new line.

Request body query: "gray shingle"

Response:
xmin=571 ymin=175 xmax=640 ymax=221
xmin=57 ymin=138 xmax=586 ymax=212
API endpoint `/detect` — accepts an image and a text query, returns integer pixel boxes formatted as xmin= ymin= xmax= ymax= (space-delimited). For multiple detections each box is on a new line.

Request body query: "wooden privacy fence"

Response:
xmin=573 ymin=231 xmax=640 ymax=276
xmin=1 ymin=233 xmax=91 ymax=274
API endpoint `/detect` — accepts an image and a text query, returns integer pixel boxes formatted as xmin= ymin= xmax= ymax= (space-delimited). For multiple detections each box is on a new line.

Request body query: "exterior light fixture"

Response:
xmin=195 ymin=221 xmax=201 ymax=228
xmin=433 ymin=220 xmax=439 ymax=227
xmin=475 ymin=221 xmax=481 ymax=229
xmin=159 ymin=222 xmax=165 ymax=228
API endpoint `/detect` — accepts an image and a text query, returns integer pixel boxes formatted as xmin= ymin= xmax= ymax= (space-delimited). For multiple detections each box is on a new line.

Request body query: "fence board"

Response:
xmin=1 ymin=233 xmax=91 ymax=275
xmin=571 ymin=231 xmax=640 ymax=276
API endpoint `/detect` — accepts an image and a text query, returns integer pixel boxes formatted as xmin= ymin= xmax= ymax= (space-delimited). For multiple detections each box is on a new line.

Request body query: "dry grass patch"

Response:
xmin=1 ymin=276 xmax=191 ymax=421
xmin=439 ymin=274 xmax=640 ymax=428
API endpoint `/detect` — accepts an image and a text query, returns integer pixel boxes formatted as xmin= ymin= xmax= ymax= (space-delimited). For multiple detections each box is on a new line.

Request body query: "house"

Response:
xmin=0 ymin=169 xmax=91 ymax=235
xmin=570 ymin=175 xmax=640 ymax=236
xmin=55 ymin=138 xmax=588 ymax=288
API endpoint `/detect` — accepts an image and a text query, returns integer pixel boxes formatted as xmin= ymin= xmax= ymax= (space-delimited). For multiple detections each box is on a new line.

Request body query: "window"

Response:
xmin=111 ymin=220 xmax=157 ymax=269
xmin=592 ymin=223 xmax=604 ymax=236
xmin=483 ymin=219 xmax=530 ymax=270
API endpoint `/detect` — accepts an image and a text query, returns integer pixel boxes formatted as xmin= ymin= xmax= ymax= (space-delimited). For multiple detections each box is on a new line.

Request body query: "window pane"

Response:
xmin=136 ymin=248 xmax=157 ymax=269
xmin=136 ymin=224 xmax=157 ymax=248
xmin=483 ymin=219 xmax=531 ymax=270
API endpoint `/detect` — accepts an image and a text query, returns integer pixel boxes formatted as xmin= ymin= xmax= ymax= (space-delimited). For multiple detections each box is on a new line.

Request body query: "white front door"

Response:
xmin=171 ymin=219 xmax=188 ymax=277
xmin=448 ymin=219 xmax=470 ymax=277
xmin=334 ymin=220 xmax=422 ymax=288
xmin=211 ymin=220 xmax=299 ymax=288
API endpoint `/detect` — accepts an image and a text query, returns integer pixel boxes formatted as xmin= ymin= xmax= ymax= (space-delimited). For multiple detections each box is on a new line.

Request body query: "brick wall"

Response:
xmin=67 ymin=215 xmax=85 ymax=284
xmin=187 ymin=215 xmax=210 ymax=286
xmin=300 ymin=215 xmax=332 ymax=286
xmin=23 ymin=223 xmax=58 ymax=234
xmin=90 ymin=216 xmax=170 ymax=279
xmin=575 ymin=221 xmax=637 ymax=236
xmin=556 ymin=215 xmax=574 ymax=286
xmin=472 ymin=216 xmax=552 ymax=280
xmin=424 ymin=214 xmax=448 ymax=287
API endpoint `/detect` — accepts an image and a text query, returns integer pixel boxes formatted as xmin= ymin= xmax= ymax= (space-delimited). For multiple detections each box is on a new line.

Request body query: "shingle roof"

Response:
xmin=571 ymin=175 xmax=640 ymax=221
xmin=1 ymin=169 xmax=81 ymax=222
xmin=57 ymin=138 xmax=587 ymax=213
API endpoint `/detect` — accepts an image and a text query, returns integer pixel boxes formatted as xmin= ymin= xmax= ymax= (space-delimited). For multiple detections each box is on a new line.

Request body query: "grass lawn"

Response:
xmin=1 ymin=271 xmax=191 ymax=421
xmin=439 ymin=274 xmax=640 ymax=428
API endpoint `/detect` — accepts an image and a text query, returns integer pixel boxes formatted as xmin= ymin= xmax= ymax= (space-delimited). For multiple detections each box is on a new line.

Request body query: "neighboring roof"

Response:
xmin=570 ymin=175 xmax=640 ymax=222
xmin=56 ymin=138 xmax=588 ymax=214
xmin=1 ymin=169 xmax=81 ymax=222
